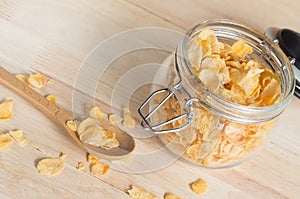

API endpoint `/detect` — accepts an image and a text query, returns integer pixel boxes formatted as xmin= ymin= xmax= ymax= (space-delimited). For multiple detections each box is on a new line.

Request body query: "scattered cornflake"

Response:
xmin=0 ymin=133 xmax=13 ymax=149
xmin=77 ymin=162 xmax=85 ymax=171
xmin=87 ymin=153 xmax=99 ymax=164
xmin=108 ymin=113 xmax=122 ymax=124
xmin=8 ymin=130 xmax=30 ymax=147
xmin=36 ymin=158 xmax=65 ymax=177
xmin=59 ymin=152 xmax=67 ymax=159
xmin=46 ymin=95 xmax=57 ymax=104
xmin=190 ymin=178 xmax=208 ymax=195
xmin=86 ymin=105 xmax=107 ymax=121
xmin=8 ymin=130 xmax=23 ymax=142
xmin=128 ymin=186 xmax=158 ymax=199
xmin=66 ymin=120 xmax=79 ymax=132
xmin=47 ymin=79 xmax=54 ymax=85
xmin=89 ymin=161 xmax=110 ymax=176
xmin=0 ymin=99 xmax=14 ymax=121
xmin=164 ymin=192 xmax=181 ymax=199
xmin=27 ymin=73 xmax=47 ymax=89
xmin=122 ymin=107 xmax=135 ymax=128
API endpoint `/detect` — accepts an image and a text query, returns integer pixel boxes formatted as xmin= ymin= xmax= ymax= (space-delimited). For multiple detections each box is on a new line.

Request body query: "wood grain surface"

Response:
xmin=0 ymin=0 xmax=299 ymax=198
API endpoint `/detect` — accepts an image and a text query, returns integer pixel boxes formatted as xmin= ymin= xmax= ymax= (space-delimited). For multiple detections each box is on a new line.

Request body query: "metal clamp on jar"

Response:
xmin=138 ymin=19 xmax=295 ymax=167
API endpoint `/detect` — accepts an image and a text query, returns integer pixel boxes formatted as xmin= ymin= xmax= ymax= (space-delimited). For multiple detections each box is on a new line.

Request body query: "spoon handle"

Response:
xmin=0 ymin=66 xmax=61 ymax=117
xmin=0 ymin=66 xmax=86 ymax=150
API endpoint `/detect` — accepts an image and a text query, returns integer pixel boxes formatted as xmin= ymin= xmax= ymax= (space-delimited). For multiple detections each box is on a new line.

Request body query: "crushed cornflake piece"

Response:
xmin=128 ymin=186 xmax=158 ymax=199
xmin=46 ymin=95 xmax=57 ymax=104
xmin=36 ymin=157 xmax=65 ymax=177
xmin=19 ymin=138 xmax=30 ymax=147
xmin=86 ymin=105 xmax=107 ymax=121
xmin=164 ymin=192 xmax=181 ymax=199
xmin=0 ymin=99 xmax=14 ymax=121
xmin=122 ymin=107 xmax=135 ymax=128
xmin=90 ymin=161 xmax=110 ymax=176
xmin=8 ymin=130 xmax=30 ymax=147
xmin=66 ymin=120 xmax=79 ymax=132
xmin=47 ymin=79 xmax=54 ymax=85
xmin=0 ymin=133 xmax=13 ymax=149
xmin=27 ymin=73 xmax=47 ymax=89
xmin=77 ymin=162 xmax=85 ymax=171
xmin=59 ymin=152 xmax=67 ymax=159
xmin=190 ymin=178 xmax=208 ymax=195
xmin=87 ymin=153 xmax=99 ymax=164
xmin=108 ymin=113 xmax=122 ymax=124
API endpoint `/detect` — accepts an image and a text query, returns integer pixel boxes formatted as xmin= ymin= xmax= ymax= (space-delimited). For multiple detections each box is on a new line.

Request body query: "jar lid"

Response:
xmin=276 ymin=29 xmax=300 ymax=99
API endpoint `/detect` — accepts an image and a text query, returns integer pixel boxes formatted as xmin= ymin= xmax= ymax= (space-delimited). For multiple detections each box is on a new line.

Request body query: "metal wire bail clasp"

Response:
xmin=138 ymin=51 xmax=195 ymax=134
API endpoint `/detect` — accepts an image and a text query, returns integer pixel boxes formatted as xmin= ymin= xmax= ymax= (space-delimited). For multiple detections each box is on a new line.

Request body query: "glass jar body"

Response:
xmin=151 ymin=19 xmax=294 ymax=167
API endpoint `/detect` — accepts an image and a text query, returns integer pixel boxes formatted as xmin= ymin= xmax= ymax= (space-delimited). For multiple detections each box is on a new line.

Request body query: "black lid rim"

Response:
xmin=276 ymin=29 xmax=300 ymax=99
xmin=276 ymin=29 xmax=300 ymax=70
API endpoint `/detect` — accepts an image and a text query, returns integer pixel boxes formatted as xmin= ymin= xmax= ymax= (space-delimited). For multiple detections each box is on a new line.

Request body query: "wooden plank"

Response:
xmin=0 ymin=0 xmax=299 ymax=198
xmin=126 ymin=0 xmax=300 ymax=32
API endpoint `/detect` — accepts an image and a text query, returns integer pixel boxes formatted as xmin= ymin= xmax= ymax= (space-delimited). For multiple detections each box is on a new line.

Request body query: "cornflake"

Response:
xmin=87 ymin=153 xmax=99 ymax=164
xmin=8 ymin=130 xmax=30 ymax=147
xmin=15 ymin=74 xmax=28 ymax=84
xmin=0 ymin=133 xmax=13 ymax=149
xmin=0 ymin=99 xmax=14 ymax=121
xmin=232 ymin=40 xmax=253 ymax=58
xmin=190 ymin=178 xmax=208 ymax=195
xmin=90 ymin=161 xmax=110 ymax=176
xmin=59 ymin=152 xmax=67 ymax=159
xmin=128 ymin=186 xmax=158 ymax=199
xmin=46 ymin=95 xmax=57 ymax=104
xmin=164 ymin=192 xmax=181 ymax=199
xmin=78 ymin=117 xmax=119 ymax=150
xmin=36 ymin=158 xmax=65 ymax=177
xmin=66 ymin=120 xmax=79 ymax=132
xmin=122 ymin=107 xmax=135 ymax=128
xmin=27 ymin=73 xmax=47 ymax=89
xmin=108 ymin=113 xmax=122 ymax=124
xmin=77 ymin=162 xmax=85 ymax=171
xmin=86 ymin=105 xmax=107 ymax=121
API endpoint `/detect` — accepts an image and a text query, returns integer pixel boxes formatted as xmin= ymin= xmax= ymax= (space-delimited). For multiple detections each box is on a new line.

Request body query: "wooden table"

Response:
xmin=0 ymin=0 xmax=299 ymax=198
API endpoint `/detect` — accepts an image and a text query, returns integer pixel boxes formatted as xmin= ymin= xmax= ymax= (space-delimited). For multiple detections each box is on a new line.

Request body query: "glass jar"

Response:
xmin=139 ymin=19 xmax=295 ymax=168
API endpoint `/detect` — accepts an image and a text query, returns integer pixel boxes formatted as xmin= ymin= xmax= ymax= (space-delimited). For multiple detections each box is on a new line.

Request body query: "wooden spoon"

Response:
xmin=0 ymin=66 xmax=135 ymax=160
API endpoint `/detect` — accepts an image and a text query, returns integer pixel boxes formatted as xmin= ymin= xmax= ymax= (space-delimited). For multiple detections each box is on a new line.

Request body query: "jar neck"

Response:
xmin=175 ymin=19 xmax=295 ymax=123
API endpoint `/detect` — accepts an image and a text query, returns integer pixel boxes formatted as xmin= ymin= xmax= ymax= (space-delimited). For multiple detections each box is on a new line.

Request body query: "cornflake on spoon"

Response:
xmin=27 ymin=73 xmax=47 ymax=89
xmin=78 ymin=117 xmax=119 ymax=150
xmin=46 ymin=95 xmax=57 ymax=104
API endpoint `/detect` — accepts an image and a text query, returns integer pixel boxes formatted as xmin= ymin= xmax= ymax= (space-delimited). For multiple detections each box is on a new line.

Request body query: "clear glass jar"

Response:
xmin=139 ymin=19 xmax=295 ymax=168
